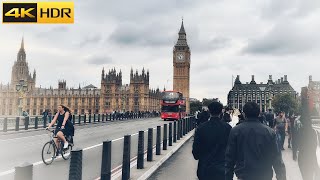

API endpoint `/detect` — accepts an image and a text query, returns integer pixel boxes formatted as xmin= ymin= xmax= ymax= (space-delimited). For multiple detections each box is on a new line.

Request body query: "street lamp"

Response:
xmin=16 ymin=79 xmax=28 ymax=116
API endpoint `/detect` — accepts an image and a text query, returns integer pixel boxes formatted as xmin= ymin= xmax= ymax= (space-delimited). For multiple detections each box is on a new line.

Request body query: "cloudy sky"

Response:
xmin=0 ymin=0 xmax=319 ymax=104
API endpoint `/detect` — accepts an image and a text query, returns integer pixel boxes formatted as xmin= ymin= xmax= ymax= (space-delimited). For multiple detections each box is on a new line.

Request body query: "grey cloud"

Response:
xmin=108 ymin=22 xmax=175 ymax=47
xmin=79 ymin=34 xmax=103 ymax=47
xmin=260 ymin=0 xmax=320 ymax=19
xmin=78 ymin=0 xmax=199 ymax=22
xmin=243 ymin=20 xmax=319 ymax=55
xmin=86 ymin=56 xmax=113 ymax=65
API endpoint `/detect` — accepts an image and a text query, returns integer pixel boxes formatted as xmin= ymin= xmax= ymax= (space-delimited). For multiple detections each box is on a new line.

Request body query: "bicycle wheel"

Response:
xmin=42 ymin=141 xmax=56 ymax=165
xmin=61 ymin=143 xmax=73 ymax=160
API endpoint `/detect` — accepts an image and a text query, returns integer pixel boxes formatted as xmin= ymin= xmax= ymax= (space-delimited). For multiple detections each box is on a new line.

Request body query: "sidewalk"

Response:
xmin=149 ymin=137 xmax=303 ymax=180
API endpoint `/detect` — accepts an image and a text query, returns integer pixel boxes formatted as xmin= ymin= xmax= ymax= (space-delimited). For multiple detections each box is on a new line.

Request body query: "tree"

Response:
xmin=272 ymin=93 xmax=298 ymax=115
xmin=202 ymin=98 xmax=216 ymax=107
xmin=190 ymin=101 xmax=202 ymax=114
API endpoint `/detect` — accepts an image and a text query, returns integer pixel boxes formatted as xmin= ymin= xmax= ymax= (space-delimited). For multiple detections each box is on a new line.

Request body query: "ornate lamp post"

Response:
xmin=16 ymin=79 xmax=28 ymax=116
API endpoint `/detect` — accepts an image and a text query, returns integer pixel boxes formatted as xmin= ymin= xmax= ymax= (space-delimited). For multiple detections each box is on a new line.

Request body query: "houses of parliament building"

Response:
xmin=0 ymin=38 xmax=162 ymax=116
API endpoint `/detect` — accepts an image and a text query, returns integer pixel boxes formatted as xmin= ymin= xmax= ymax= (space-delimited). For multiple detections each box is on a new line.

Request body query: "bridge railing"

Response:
xmin=0 ymin=112 xmax=160 ymax=133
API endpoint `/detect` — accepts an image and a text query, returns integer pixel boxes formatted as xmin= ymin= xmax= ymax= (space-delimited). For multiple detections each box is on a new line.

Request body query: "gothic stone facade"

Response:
xmin=228 ymin=75 xmax=296 ymax=111
xmin=173 ymin=20 xmax=191 ymax=114
xmin=301 ymin=76 xmax=320 ymax=116
xmin=0 ymin=39 xmax=161 ymax=116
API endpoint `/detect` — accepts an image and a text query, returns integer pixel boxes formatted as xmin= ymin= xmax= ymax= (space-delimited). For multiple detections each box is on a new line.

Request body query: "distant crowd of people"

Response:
xmin=192 ymin=101 xmax=320 ymax=180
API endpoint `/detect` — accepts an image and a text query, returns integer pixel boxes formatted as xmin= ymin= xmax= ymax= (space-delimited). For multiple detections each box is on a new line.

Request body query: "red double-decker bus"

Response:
xmin=160 ymin=91 xmax=186 ymax=121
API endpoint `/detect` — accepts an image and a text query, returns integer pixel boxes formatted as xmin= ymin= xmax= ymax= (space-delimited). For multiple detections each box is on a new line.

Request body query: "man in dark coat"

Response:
xmin=266 ymin=109 xmax=275 ymax=128
xmin=192 ymin=102 xmax=232 ymax=180
xmin=196 ymin=108 xmax=210 ymax=126
xmin=225 ymin=102 xmax=286 ymax=180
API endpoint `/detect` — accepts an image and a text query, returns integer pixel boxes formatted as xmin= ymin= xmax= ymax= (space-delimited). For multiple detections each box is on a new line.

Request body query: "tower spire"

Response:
xmin=21 ymin=36 xmax=24 ymax=49
xmin=179 ymin=19 xmax=186 ymax=34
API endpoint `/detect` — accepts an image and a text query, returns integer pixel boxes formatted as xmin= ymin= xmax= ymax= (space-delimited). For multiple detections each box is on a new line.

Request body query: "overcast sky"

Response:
xmin=0 ymin=0 xmax=319 ymax=104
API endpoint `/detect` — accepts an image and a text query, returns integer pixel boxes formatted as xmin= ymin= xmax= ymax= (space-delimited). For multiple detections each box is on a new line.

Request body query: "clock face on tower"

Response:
xmin=176 ymin=53 xmax=184 ymax=61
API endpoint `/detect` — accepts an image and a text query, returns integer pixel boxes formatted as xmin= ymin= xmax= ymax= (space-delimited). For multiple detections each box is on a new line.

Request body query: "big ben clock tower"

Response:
xmin=173 ymin=20 xmax=191 ymax=114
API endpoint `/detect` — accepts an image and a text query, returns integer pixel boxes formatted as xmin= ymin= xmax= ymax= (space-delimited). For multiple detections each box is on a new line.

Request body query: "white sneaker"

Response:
xmin=63 ymin=142 xmax=69 ymax=149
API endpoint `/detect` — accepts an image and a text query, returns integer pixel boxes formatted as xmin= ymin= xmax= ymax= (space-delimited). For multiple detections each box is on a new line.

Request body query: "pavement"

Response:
xmin=0 ymin=117 xmax=168 ymax=180
xmin=149 ymin=136 xmax=304 ymax=180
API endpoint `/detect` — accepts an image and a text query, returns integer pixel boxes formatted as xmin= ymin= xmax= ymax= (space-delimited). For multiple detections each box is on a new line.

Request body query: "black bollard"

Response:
xmin=89 ymin=114 xmax=92 ymax=123
xmin=177 ymin=120 xmax=180 ymax=140
xmin=156 ymin=126 xmax=161 ymax=155
xmin=15 ymin=117 xmax=20 ymax=131
xmin=109 ymin=114 xmax=112 ymax=121
xmin=173 ymin=121 xmax=177 ymax=142
xmin=94 ymin=114 xmax=96 ymax=123
xmin=137 ymin=131 xmax=144 ymax=169
xmin=78 ymin=115 xmax=81 ymax=124
xmin=14 ymin=162 xmax=33 ymax=180
xmin=35 ymin=117 xmax=38 ymax=129
xmin=184 ymin=119 xmax=186 ymax=135
xmin=25 ymin=116 xmax=29 ymax=130
xmin=3 ymin=117 xmax=8 ymax=132
xmin=180 ymin=120 xmax=183 ymax=138
xmin=147 ymin=128 xmax=153 ymax=162
xmin=84 ymin=114 xmax=86 ymax=124
xmin=122 ymin=135 xmax=131 ymax=180
xmin=169 ymin=123 xmax=173 ymax=146
xmin=102 ymin=114 xmax=105 ymax=122
xmin=163 ymin=124 xmax=168 ymax=150
xmin=98 ymin=114 xmax=101 ymax=122
xmin=73 ymin=115 xmax=75 ymax=125
xmin=43 ymin=116 xmax=47 ymax=128
xmin=101 ymin=141 xmax=112 ymax=180
xmin=69 ymin=149 xmax=83 ymax=180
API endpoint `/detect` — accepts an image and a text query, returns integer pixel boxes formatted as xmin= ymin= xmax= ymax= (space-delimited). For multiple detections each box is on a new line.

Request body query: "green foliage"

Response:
xmin=190 ymin=101 xmax=202 ymax=114
xmin=202 ymin=98 xmax=215 ymax=107
xmin=272 ymin=93 xmax=298 ymax=115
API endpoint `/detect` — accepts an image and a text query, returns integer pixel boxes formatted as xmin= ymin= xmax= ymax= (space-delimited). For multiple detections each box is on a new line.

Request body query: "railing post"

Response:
xmin=73 ymin=115 xmax=75 ymax=125
xmin=35 ymin=117 xmax=38 ymax=129
xmin=3 ymin=117 xmax=8 ymax=132
xmin=156 ymin=126 xmax=161 ymax=155
xmin=173 ymin=121 xmax=177 ymax=142
xmin=25 ymin=116 xmax=29 ymax=130
xmin=137 ymin=131 xmax=144 ymax=169
xmin=147 ymin=128 xmax=153 ymax=162
xmin=180 ymin=120 xmax=183 ymax=138
xmin=69 ymin=149 xmax=83 ymax=180
xmin=14 ymin=162 xmax=33 ymax=180
xmin=122 ymin=135 xmax=131 ymax=180
xmin=177 ymin=120 xmax=180 ymax=140
xmin=15 ymin=117 xmax=20 ymax=131
xmin=163 ymin=124 xmax=168 ymax=150
xmin=78 ymin=114 xmax=81 ymax=124
xmin=43 ymin=116 xmax=47 ymax=128
xmin=89 ymin=114 xmax=92 ymax=123
xmin=169 ymin=123 xmax=173 ymax=146
xmin=100 ymin=141 xmax=112 ymax=180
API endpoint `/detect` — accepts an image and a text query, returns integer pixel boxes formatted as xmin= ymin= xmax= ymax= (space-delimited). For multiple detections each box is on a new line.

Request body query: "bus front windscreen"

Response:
xmin=161 ymin=105 xmax=179 ymax=112
xmin=162 ymin=92 xmax=180 ymax=101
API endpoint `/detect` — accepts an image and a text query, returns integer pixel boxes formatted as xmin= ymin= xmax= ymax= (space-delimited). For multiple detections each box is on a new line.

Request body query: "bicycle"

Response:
xmin=42 ymin=128 xmax=74 ymax=165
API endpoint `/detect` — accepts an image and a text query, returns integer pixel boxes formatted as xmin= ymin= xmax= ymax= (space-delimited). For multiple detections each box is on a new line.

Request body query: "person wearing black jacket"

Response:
xmin=192 ymin=102 xmax=232 ymax=180
xmin=225 ymin=102 xmax=286 ymax=180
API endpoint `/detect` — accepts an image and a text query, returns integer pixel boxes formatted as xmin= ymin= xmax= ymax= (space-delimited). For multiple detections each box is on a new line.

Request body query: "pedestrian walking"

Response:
xmin=274 ymin=111 xmax=288 ymax=150
xmin=294 ymin=114 xmax=320 ymax=180
xmin=225 ymin=102 xmax=286 ymax=180
xmin=192 ymin=102 xmax=232 ymax=180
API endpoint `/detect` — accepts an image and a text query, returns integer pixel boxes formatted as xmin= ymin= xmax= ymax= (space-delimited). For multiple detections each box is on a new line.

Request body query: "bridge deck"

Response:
xmin=149 ymin=136 xmax=304 ymax=180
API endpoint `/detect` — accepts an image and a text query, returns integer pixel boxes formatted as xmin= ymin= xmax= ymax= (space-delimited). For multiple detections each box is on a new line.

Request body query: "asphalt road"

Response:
xmin=0 ymin=117 xmax=169 ymax=180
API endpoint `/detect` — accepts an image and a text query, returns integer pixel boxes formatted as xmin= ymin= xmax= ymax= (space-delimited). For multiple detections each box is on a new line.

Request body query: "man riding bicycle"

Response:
xmin=46 ymin=105 xmax=74 ymax=155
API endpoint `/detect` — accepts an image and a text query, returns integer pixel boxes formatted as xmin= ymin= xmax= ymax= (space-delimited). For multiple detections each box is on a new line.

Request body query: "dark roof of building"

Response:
xmin=83 ymin=84 xmax=97 ymax=89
